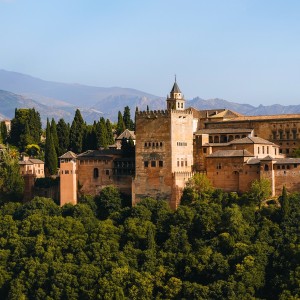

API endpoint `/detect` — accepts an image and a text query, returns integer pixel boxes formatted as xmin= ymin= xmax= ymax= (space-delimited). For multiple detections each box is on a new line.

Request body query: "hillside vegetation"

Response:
xmin=0 ymin=186 xmax=299 ymax=299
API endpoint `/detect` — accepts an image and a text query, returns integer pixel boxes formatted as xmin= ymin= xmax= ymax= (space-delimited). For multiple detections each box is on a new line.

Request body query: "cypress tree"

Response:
xmin=50 ymin=118 xmax=59 ymax=156
xmin=56 ymin=118 xmax=70 ymax=156
xmin=69 ymin=109 xmax=85 ymax=153
xmin=123 ymin=106 xmax=132 ymax=129
xmin=45 ymin=119 xmax=58 ymax=175
xmin=116 ymin=111 xmax=125 ymax=136
xmin=106 ymin=119 xmax=114 ymax=145
xmin=100 ymin=117 xmax=108 ymax=149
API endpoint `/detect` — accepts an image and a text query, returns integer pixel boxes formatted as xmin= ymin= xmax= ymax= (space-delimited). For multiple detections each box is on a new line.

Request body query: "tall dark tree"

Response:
xmin=69 ymin=109 xmax=85 ymax=153
xmin=9 ymin=108 xmax=42 ymax=151
xmin=82 ymin=124 xmax=97 ymax=151
xmin=123 ymin=106 xmax=134 ymax=130
xmin=50 ymin=118 xmax=59 ymax=156
xmin=45 ymin=119 xmax=57 ymax=175
xmin=0 ymin=122 xmax=8 ymax=144
xmin=116 ymin=111 xmax=125 ymax=136
xmin=56 ymin=118 xmax=70 ymax=156
xmin=96 ymin=117 xmax=108 ymax=149
xmin=106 ymin=119 xmax=115 ymax=145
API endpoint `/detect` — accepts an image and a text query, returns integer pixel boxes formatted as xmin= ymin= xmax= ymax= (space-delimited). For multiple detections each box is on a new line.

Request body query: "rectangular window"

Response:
xmin=262 ymin=146 xmax=265 ymax=154
xmin=181 ymin=161 xmax=184 ymax=167
xmin=144 ymin=161 xmax=149 ymax=168
xmin=203 ymin=148 xmax=207 ymax=153
xmin=151 ymin=161 xmax=156 ymax=167
xmin=106 ymin=170 xmax=109 ymax=175
xmin=65 ymin=170 xmax=69 ymax=174
xmin=267 ymin=146 xmax=269 ymax=154
xmin=177 ymin=160 xmax=179 ymax=167
xmin=159 ymin=161 xmax=163 ymax=167
xmin=258 ymin=147 xmax=260 ymax=154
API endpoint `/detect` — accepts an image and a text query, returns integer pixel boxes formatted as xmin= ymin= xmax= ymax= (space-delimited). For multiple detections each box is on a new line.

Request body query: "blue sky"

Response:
xmin=1 ymin=0 xmax=300 ymax=105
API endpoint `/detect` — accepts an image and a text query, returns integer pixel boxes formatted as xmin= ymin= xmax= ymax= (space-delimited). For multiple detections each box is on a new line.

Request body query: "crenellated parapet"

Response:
xmin=135 ymin=108 xmax=193 ymax=118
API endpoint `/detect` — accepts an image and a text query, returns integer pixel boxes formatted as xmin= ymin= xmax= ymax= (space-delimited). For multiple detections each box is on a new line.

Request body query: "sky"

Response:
xmin=1 ymin=0 xmax=300 ymax=106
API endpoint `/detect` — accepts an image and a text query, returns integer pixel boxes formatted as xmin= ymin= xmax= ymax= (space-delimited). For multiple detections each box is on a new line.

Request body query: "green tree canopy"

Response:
xmin=69 ymin=109 xmax=85 ymax=153
xmin=44 ymin=119 xmax=57 ymax=176
xmin=56 ymin=118 xmax=70 ymax=156
xmin=0 ymin=149 xmax=24 ymax=202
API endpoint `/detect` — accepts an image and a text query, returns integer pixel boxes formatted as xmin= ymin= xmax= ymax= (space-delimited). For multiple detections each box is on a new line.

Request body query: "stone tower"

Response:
xmin=133 ymin=80 xmax=194 ymax=209
xmin=59 ymin=151 xmax=77 ymax=206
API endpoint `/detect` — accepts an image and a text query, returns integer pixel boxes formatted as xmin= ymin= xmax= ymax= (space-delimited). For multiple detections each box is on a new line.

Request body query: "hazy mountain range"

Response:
xmin=1 ymin=69 xmax=300 ymax=126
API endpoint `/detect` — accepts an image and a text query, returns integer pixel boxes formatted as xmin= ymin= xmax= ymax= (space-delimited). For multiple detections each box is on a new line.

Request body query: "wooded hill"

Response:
xmin=0 ymin=185 xmax=299 ymax=299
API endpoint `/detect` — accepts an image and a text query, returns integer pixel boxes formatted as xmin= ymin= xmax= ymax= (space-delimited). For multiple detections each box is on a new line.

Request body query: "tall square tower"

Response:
xmin=133 ymin=80 xmax=193 ymax=209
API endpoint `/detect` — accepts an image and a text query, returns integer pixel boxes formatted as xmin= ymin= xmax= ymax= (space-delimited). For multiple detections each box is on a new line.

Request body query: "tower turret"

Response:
xmin=166 ymin=77 xmax=185 ymax=110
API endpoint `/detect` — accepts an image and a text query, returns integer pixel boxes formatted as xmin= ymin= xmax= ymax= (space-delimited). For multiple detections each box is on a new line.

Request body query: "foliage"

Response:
xmin=44 ymin=119 xmax=57 ymax=176
xmin=123 ymin=106 xmax=134 ymax=130
xmin=0 ymin=121 xmax=8 ymax=144
xmin=249 ymin=178 xmax=272 ymax=208
xmin=69 ymin=109 xmax=85 ymax=153
xmin=181 ymin=173 xmax=214 ymax=204
xmin=0 ymin=187 xmax=299 ymax=299
xmin=56 ymin=118 xmax=70 ymax=156
xmin=0 ymin=149 xmax=24 ymax=202
xmin=116 ymin=111 xmax=125 ymax=136
xmin=9 ymin=108 xmax=42 ymax=151
xmin=24 ymin=144 xmax=40 ymax=157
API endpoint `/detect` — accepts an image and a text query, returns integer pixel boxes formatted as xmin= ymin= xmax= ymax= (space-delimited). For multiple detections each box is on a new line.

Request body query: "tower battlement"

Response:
xmin=135 ymin=108 xmax=193 ymax=118
xmin=135 ymin=109 xmax=169 ymax=116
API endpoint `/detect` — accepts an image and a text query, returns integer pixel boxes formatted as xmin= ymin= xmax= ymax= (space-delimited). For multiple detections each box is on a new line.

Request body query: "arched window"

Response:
xmin=93 ymin=168 xmax=99 ymax=178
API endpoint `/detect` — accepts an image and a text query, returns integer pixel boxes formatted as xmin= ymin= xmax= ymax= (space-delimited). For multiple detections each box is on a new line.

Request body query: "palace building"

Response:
xmin=59 ymin=80 xmax=300 ymax=208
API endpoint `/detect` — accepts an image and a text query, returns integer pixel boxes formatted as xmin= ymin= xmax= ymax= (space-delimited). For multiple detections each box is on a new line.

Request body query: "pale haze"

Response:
xmin=1 ymin=0 xmax=300 ymax=106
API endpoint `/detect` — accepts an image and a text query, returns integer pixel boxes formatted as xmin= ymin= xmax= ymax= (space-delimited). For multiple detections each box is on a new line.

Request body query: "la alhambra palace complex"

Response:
xmin=15 ymin=80 xmax=300 ymax=209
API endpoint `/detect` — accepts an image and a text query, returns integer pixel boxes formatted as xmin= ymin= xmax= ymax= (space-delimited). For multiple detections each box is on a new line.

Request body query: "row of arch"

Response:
xmin=209 ymin=134 xmax=247 ymax=143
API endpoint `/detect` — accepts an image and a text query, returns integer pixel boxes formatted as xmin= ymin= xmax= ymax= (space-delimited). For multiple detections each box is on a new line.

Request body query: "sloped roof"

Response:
xmin=246 ymin=158 xmax=261 ymax=165
xmin=19 ymin=158 xmax=44 ymax=165
xmin=209 ymin=109 xmax=243 ymax=119
xmin=246 ymin=157 xmax=300 ymax=165
xmin=230 ymin=136 xmax=275 ymax=145
xmin=274 ymin=158 xmax=300 ymax=164
xmin=77 ymin=149 xmax=122 ymax=160
xmin=116 ymin=129 xmax=136 ymax=140
xmin=170 ymin=81 xmax=181 ymax=94
xmin=260 ymin=155 xmax=275 ymax=161
xmin=207 ymin=149 xmax=254 ymax=158
xmin=195 ymin=128 xmax=253 ymax=134
xmin=59 ymin=151 xmax=77 ymax=159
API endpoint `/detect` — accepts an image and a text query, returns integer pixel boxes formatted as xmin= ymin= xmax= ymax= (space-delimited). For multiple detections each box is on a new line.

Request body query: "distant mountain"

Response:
xmin=188 ymin=97 xmax=255 ymax=115
xmin=0 ymin=90 xmax=76 ymax=125
xmin=188 ymin=97 xmax=300 ymax=116
xmin=1 ymin=69 xmax=300 ymax=126
xmin=0 ymin=70 xmax=159 ymax=119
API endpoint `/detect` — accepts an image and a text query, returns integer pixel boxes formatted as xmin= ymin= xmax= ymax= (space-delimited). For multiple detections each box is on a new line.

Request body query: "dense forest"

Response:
xmin=0 ymin=184 xmax=299 ymax=299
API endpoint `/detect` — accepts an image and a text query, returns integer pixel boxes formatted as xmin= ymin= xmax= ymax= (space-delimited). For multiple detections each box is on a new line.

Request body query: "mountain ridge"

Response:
xmin=1 ymin=69 xmax=300 ymax=125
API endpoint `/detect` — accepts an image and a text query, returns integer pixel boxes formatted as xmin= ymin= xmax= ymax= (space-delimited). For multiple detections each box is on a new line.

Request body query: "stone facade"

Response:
xmin=59 ymin=80 xmax=300 ymax=207
xmin=132 ymin=81 xmax=194 ymax=209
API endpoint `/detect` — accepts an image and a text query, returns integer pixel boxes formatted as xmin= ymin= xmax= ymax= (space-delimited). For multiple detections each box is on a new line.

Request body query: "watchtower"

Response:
xmin=133 ymin=79 xmax=193 ymax=209
xmin=59 ymin=151 xmax=77 ymax=206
